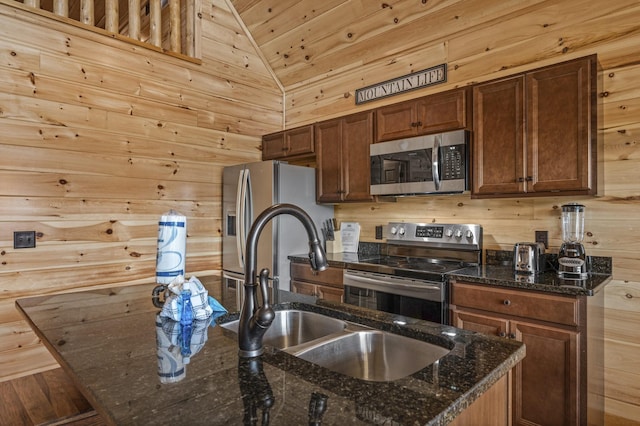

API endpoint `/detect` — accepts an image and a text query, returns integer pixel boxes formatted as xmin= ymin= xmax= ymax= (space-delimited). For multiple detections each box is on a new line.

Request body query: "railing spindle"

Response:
xmin=169 ymin=0 xmax=181 ymax=53
xmin=105 ymin=0 xmax=119 ymax=33
xmin=149 ymin=0 xmax=162 ymax=47
xmin=80 ymin=0 xmax=94 ymax=26
xmin=128 ymin=0 xmax=141 ymax=40
xmin=185 ymin=0 xmax=194 ymax=57
xmin=53 ymin=0 xmax=69 ymax=17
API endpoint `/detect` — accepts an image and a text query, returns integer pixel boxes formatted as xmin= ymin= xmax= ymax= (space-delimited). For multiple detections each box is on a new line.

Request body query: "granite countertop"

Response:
xmin=290 ymin=252 xmax=612 ymax=297
xmin=448 ymin=265 xmax=611 ymax=296
xmin=16 ymin=276 xmax=524 ymax=426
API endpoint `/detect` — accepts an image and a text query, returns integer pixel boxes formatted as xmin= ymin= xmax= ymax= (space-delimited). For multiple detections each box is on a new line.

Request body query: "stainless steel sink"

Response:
xmin=220 ymin=309 xmax=347 ymax=349
xmin=292 ymin=330 xmax=450 ymax=382
xmin=221 ymin=309 xmax=450 ymax=382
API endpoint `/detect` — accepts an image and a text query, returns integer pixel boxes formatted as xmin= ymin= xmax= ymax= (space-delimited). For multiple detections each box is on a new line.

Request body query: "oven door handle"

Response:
xmin=344 ymin=272 xmax=441 ymax=293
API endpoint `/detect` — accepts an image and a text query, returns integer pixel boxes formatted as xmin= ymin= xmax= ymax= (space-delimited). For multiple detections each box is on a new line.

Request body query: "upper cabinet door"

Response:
xmin=315 ymin=118 xmax=344 ymax=203
xmin=526 ymin=57 xmax=595 ymax=193
xmin=472 ymin=76 xmax=526 ymax=195
xmin=342 ymin=111 xmax=374 ymax=202
xmin=375 ymin=88 xmax=470 ymax=143
xmin=416 ymin=88 xmax=469 ymax=135
xmin=286 ymin=125 xmax=315 ymax=157
xmin=375 ymin=100 xmax=417 ymax=142
xmin=262 ymin=132 xmax=286 ymax=160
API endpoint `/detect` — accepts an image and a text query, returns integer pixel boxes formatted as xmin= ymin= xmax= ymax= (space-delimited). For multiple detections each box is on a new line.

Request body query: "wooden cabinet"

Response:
xmin=450 ymin=280 xmax=604 ymax=426
xmin=472 ymin=55 xmax=598 ymax=198
xmin=316 ymin=111 xmax=374 ymax=203
xmin=262 ymin=125 xmax=314 ymax=160
xmin=290 ymin=262 xmax=344 ymax=302
xmin=375 ymin=88 xmax=470 ymax=142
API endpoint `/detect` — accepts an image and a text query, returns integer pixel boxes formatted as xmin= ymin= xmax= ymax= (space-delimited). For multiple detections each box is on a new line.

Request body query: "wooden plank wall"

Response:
xmin=282 ymin=1 xmax=640 ymax=423
xmin=0 ymin=0 xmax=282 ymax=381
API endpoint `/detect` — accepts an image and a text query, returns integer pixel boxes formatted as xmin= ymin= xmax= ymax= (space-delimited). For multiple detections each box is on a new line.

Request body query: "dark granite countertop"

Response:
xmin=447 ymin=265 xmax=611 ymax=296
xmin=16 ymin=276 xmax=524 ymax=426
xmin=290 ymin=252 xmax=612 ymax=297
xmin=289 ymin=252 xmax=379 ymax=269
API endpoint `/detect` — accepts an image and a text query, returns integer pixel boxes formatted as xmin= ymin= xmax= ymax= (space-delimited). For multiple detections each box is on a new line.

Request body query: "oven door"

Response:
xmin=343 ymin=270 xmax=447 ymax=324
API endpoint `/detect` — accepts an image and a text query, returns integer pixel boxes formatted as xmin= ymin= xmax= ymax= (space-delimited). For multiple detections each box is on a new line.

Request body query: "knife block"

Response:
xmin=325 ymin=231 xmax=343 ymax=253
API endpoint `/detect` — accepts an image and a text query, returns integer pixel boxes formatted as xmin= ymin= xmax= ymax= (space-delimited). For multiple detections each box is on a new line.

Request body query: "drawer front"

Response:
xmin=290 ymin=263 xmax=343 ymax=288
xmin=451 ymin=281 xmax=579 ymax=327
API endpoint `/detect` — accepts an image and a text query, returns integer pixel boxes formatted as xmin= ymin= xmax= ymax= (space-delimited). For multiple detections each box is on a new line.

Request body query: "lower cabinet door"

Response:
xmin=511 ymin=320 xmax=580 ymax=426
xmin=291 ymin=280 xmax=317 ymax=297
xmin=450 ymin=307 xmax=508 ymax=338
xmin=317 ymin=285 xmax=344 ymax=303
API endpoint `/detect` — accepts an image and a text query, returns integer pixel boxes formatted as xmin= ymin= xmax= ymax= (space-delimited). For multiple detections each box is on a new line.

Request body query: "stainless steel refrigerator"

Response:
xmin=222 ymin=160 xmax=333 ymax=305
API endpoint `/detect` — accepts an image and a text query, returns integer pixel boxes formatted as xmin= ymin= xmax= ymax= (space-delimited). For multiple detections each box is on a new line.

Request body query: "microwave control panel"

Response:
xmin=441 ymin=144 xmax=465 ymax=180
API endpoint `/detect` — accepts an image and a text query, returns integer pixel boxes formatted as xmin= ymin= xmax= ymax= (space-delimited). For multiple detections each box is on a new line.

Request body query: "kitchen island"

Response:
xmin=16 ymin=276 xmax=524 ymax=425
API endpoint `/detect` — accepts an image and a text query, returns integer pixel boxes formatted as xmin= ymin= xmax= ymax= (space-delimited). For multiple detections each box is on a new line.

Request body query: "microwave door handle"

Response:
xmin=432 ymin=135 xmax=442 ymax=190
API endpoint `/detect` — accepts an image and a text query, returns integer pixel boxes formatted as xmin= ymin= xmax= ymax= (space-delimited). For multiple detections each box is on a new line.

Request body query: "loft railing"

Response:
xmin=15 ymin=0 xmax=197 ymax=59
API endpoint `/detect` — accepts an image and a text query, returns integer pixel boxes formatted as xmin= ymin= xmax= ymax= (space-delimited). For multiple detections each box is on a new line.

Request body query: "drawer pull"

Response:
xmin=499 ymin=331 xmax=506 ymax=338
xmin=503 ymin=299 xmax=511 ymax=306
xmin=508 ymin=333 xmax=516 ymax=339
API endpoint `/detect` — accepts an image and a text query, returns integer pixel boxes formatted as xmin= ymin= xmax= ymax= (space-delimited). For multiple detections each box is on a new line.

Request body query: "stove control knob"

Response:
xmin=390 ymin=226 xmax=398 ymax=235
xmin=445 ymin=228 xmax=454 ymax=238
xmin=454 ymin=229 xmax=463 ymax=239
xmin=465 ymin=230 xmax=474 ymax=239
xmin=398 ymin=227 xmax=406 ymax=236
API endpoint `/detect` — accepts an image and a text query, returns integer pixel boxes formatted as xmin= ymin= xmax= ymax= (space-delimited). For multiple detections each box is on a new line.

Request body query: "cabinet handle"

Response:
xmin=416 ymin=121 xmax=422 ymax=127
xmin=503 ymin=299 xmax=511 ymax=306
xmin=525 ymin=176 xmax=533 ymax=181
xmin=517 ymin=177 xmax=525 ymax=183
xmin=498 ymin=331 xmax=506 ymax=338
xmin=508 ymin=333 xmax=516 ymax=339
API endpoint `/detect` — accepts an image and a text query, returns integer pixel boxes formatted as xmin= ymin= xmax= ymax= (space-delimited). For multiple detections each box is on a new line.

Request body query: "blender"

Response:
xmin=558 ymin=203 xmax=589 ymax=279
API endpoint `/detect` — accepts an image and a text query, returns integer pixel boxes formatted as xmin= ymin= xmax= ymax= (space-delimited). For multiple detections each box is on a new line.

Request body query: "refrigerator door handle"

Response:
xmin=238 ymin=168 xmax=253 ymax=270
xmin=235 ymin=169 xmax=246 ymax=268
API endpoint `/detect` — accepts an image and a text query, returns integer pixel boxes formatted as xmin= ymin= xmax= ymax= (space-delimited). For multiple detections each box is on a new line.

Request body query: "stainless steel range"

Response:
xmin=344 ymin=222 xmax=482 ymax=324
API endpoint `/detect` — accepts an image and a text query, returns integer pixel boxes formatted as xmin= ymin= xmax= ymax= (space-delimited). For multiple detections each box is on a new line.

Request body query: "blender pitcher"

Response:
xmin=561 ymin=203 xmax=585 ymax=243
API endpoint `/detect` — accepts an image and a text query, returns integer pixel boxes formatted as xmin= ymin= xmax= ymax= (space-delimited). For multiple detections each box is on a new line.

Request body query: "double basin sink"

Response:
xmin=221 ymin=309 xmax=450 ymax=382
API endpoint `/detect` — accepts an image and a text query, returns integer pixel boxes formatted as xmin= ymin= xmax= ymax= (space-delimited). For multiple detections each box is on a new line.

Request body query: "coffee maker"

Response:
xmin=558 ymin=203 xmax=589 ymax=279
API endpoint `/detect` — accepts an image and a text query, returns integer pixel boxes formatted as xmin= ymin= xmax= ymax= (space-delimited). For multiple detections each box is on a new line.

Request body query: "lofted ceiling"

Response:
xmin=228 ymin=0 xmax=531 ymax=90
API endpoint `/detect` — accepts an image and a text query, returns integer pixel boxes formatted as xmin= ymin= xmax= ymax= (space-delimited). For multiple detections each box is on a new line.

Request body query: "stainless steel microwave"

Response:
xmin=370 ymin=129 xmax=469 ymax=196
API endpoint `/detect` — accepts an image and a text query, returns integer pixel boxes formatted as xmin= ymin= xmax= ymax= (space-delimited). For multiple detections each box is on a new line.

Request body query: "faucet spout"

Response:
xmin=239 ymin=203 xmax=328 ymax=358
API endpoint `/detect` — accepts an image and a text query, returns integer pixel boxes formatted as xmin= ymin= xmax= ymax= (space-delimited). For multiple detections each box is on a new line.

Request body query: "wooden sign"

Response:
xmin=355 ymin=64 xmax=447 ymax=105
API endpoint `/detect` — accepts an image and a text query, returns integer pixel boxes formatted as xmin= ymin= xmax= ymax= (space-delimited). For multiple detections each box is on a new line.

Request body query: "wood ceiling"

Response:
xmin=228 ymin=0 xmax=534 ymax=90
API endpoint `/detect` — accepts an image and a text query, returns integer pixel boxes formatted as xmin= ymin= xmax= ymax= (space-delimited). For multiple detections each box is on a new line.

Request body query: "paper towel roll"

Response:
xmin=156 ymin=210 xmax=187 ymax=284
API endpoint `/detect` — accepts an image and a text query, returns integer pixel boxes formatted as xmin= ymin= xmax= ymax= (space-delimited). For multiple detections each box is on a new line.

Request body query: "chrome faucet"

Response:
xmin=239 ymin=203 xmax=328 ymax=358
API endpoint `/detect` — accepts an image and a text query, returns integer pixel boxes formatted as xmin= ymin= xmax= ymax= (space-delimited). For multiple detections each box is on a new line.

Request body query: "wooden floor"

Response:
xmin=0 ymin=368 xmax=106 ymax=425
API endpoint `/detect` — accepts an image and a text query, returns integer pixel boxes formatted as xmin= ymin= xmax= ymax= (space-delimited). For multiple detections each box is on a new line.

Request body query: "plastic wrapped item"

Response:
xmin=155 ymin=210 xmax=187 ymax=284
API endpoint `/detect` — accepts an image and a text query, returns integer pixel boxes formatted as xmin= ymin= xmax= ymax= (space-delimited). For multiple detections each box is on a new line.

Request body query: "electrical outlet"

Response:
xmin=375 ymin=225 xmax=383 ymax=240
xmin=535 ymin=230 xmax=548 ymax=249
xmin=14 ymin=231 xmax=36 ymax=249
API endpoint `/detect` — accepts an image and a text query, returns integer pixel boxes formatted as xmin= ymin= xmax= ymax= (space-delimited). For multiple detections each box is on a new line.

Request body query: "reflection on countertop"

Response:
xmin=16 ymin=275 xmax=524 ymax=426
